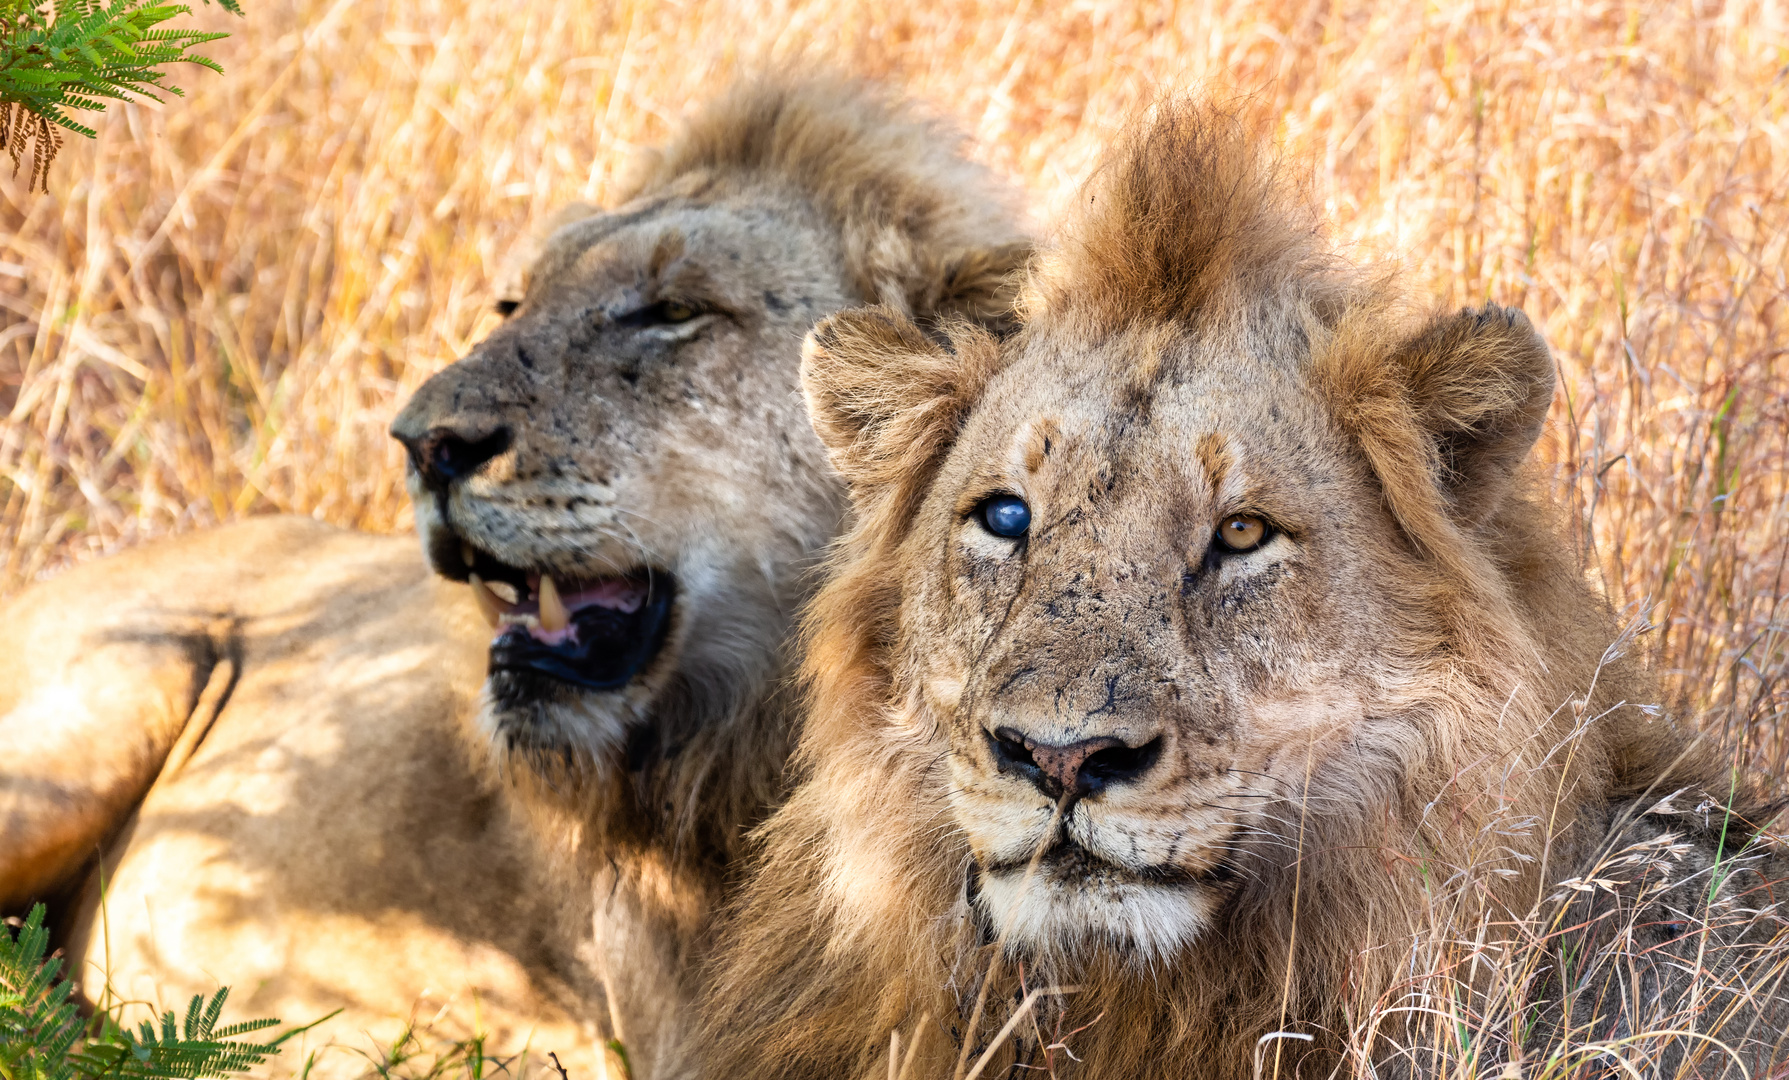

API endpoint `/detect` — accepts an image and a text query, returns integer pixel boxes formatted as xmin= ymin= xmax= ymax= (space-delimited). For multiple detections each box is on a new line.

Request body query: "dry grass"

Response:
xmin=3 ymin=0 xmax=1787 ymax=1075
xmin=5 ymin=0 xmax=1787 ymax=733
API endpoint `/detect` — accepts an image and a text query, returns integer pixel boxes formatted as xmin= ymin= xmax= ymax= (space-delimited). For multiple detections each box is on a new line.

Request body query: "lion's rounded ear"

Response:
xmin=1393 ymin=302 xmax=1556 ymax=524
xmin=802 ymin=306 xmax=1002 ymax=498
xmin=921 ymin=241 xmax=1033 ymax=335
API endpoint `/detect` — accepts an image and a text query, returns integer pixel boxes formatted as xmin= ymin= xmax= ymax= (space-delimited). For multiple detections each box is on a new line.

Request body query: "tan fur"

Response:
xmin=1 ymin=520 xmax=608 ymax=1075
xmin=693 ymin=100 xmax=1773 ymax=1079
xmin=0 ymin=79 xmax=1028 ymax=1079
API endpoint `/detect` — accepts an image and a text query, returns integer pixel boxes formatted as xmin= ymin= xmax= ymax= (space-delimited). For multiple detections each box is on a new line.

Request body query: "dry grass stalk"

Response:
xmin=3 ymin=0 xmax=1786 ymax=1074
xmin=3 ymin=0 xmax=1783 ymax=737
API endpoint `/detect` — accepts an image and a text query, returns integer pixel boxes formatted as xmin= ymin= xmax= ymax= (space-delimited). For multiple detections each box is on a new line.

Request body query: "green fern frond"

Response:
xmin=0 ymin=0 xmax=241 ymax=191
xmin=1 ymin=905 xmax=87 ymax=1080
xmin=71 ymin=987 xmax=286 ymax=1080
xmin=2 ymin=906 xmax=295 ymax=1080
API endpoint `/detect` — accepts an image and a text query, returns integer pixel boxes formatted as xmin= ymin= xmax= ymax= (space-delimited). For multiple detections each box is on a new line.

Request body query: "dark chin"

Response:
xmin=483 ymin=677 xmax=664 ymax=772
xmin=978 ymin=841 xmax=1234 ymax=889
xmin=482 ymin=579 xmax=676 ymax=770
xmin=484 ymin=685 xmax=589 ymax=766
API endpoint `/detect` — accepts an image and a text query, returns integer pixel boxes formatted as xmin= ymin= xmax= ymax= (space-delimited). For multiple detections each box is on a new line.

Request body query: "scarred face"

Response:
xmin=897 ymin=321 xmax=1427 ymax=964
xmin=390 ymin=190 xmax=851 ymax=767
xmin=693 ymin=97 xmax=1705 ymax=1080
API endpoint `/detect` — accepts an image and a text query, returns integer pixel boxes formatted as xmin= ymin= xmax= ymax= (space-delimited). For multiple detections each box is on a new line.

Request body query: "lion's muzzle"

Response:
xmin=390 ymin=350 xmax=681 ymax=698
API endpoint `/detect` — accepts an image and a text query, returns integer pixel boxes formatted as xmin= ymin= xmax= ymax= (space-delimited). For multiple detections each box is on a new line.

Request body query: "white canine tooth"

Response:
xmin=468 ymin=574 xmax=513 ymax=628
xmin=461 ymin=542 xmax=477 ymax=568
xmin=539 ymin=574 xmax=569 ymax=632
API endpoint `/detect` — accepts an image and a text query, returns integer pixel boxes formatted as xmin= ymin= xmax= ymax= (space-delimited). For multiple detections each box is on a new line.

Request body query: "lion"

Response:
xmin=690 ymin=100 xmax=1787 ymax=1079
xmin=0 ymin=79 xmax=1029 ymax=1079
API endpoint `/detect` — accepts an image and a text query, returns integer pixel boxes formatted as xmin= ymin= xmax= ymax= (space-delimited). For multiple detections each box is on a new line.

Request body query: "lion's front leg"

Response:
xmin=0 ymin=590 xmax=231 ymax=912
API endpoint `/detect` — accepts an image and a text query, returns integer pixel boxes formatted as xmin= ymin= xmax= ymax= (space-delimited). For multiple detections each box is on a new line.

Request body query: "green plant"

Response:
xmin=0 ymin=0 xmax=240 ymax=191
xmin=0 ymin=904 xmax=295 ymax=1080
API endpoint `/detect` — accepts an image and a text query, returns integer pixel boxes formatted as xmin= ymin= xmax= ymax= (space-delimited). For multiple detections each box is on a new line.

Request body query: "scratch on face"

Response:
xmin=1123 ymin=323 xmax=1178 ymax=409
xmin=649 ymin=229 xmax=687 ymax=276
xmin=1019 ymin=415 xmax=1061 ymax=474
xmin=1196 ymin=431 xmax=1230 ymax=498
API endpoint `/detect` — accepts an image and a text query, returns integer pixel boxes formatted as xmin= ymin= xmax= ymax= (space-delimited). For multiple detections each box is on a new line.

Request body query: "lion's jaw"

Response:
xmin=946 ymin=692 xmax=1377 ymax=965
xmin=394 ymin=192 xmax=849 ymax=778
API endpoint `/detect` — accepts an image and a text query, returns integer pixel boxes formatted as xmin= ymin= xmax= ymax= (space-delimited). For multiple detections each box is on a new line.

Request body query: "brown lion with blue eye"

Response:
xmin=691 ymin=99 xmax=1789 ymax=1080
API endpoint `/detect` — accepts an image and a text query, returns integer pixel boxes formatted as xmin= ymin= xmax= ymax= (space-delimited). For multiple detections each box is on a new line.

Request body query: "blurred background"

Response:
xmin=0 ymin=0 xmax=1784 ymax=767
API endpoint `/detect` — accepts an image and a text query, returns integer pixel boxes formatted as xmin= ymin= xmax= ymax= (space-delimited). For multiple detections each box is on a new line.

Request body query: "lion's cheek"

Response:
xmin=945 ymin=760 xmax=1057 ymax=866
xmin=1232 ymin=687 xmax=1371 ymax=768
xmin=919 ymin=661 xmax=967 ymax=715
xmin=1067 ymin=799 xmax=1237 ymax=875
xmin=812 ymin=751 xmax=964 ymax=936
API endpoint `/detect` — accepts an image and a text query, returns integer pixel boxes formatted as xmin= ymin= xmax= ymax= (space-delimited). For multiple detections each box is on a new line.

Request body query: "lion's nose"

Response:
xmin=988 ymin=726 xmax=1162 ymax=800
xmin=391 ymin=423 xmax=511 ymax=492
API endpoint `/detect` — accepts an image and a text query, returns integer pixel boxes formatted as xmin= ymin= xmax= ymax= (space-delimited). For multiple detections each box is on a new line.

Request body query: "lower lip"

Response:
xmin=980 ymin=846 xmax=1208 ymax=888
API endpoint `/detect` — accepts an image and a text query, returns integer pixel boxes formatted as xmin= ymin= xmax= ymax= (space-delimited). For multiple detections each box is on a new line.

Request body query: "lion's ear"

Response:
xmin=802 ymin=306 xmax=1003 ymax=498
xmin=1391 ymin=302 xmax=1555 ymax=525
xmin=918 ymin=241 xmax=1033 ymax=336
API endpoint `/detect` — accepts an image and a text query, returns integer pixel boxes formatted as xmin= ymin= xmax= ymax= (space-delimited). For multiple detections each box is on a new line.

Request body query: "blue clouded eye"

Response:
xmin=979 ymin=495 xmax=1031 ymax=538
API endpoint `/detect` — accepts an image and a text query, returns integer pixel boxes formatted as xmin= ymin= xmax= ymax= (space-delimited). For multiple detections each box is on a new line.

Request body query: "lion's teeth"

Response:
xmin=468 ymin=573 xmax=513 ymax=627
xmin=461 ymin=542 xmax=477 ymax=569
xmin=539 ymin=574 xmax=569 ymax=632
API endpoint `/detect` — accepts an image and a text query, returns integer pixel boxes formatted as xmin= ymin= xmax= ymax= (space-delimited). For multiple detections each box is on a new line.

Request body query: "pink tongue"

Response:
xmin=562 ymin=578 xmax=648 ymax=614
xmin=501 ymin=577 xmax=652 ymax=647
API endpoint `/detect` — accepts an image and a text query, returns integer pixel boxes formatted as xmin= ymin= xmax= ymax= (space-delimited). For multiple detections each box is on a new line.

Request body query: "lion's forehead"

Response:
xmin=948 ymin=342 xmax=1360 ymax=543
xmin=505 ymin=204 xmax=849 ymax=434
xmin=535 ymin=193 xmax=846 ymax=303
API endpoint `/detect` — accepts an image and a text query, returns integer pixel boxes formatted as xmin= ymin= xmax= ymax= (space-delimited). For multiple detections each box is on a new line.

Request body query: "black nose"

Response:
xmin=394 ymin=425 xmax=511 ymax=491
xmin=988 ymin=726 xmax=1161 ymax=800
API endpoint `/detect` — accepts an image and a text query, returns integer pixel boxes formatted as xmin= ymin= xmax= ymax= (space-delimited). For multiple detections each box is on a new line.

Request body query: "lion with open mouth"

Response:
xmin=0 ymin=80 xmax=1027 ymax=1079
xmin=692 ymin=100 xmax=1787 ymax=1080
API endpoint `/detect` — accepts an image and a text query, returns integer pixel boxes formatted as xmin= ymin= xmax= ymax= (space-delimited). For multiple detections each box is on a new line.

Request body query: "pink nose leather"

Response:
xmin=1026 ymin=735 xmax=1128 ymax=795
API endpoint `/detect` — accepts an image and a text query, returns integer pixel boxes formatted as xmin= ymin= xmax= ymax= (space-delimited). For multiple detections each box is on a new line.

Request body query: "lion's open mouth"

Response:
xmin=443 ymin=537 xmax=676 ymax=692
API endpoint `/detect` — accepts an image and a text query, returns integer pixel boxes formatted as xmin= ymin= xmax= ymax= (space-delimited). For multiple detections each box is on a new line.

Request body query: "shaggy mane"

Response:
xmin=1039 ymin=99 xmax=1345 ymax=333
xmin=619 ymin=78 xmax=1028 ymax=321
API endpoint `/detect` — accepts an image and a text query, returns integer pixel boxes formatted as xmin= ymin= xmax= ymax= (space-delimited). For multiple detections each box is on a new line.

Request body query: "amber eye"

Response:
xmin=1214 ymin=514 xmax=1268 ymax=553
xmin=616 ymin=300 xmax=702 ymax=329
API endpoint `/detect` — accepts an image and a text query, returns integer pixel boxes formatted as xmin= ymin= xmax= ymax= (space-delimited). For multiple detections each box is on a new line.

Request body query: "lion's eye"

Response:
xmin=1214 ymin=514 xmax=1268 ymax=553
xmin=978 ymin=495 xmax=1031 ymax=539
xmin=614 ymin=300 xmax=702 ymax=328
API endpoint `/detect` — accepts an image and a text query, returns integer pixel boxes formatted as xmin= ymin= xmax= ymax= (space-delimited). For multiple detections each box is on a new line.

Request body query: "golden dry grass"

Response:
xmin=4 ymin=0 xmax=1786 ymax=734
xmin=3 ymin=0 xmax=1787 ymax=1074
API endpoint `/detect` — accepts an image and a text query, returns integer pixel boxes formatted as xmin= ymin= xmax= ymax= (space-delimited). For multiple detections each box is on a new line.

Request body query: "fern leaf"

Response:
xmin=0 ymin=906 xmax=81 ymax=1080
xmin=0 ymin=0 xmax=242 ymax=189
xmin=43 ymin=111 xmax=98 ymax=136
